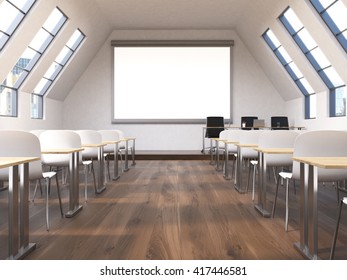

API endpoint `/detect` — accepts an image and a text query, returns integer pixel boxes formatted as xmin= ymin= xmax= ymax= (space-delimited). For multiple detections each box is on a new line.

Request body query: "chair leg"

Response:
xmin=84 ymin=165 xmax=88 ymax=201
xmin=285 ymin=178 xmax=289 ymax=231
xmin=45 ymin=178 xmax=50 ymax=231
xmin=272 ymin=174 xmax=282 ymax=218
xmin=252 ymin=164 xmax=257 ymax=201
xmin=55 ymin=174 xmax=63 ymax=217
xmin=330 ymin=199 xmax=344 ymax=259
xmin=246 ymin=162 xmax=252 ymax=194
xmin=91 ymin=162 xmax=97 ymax=194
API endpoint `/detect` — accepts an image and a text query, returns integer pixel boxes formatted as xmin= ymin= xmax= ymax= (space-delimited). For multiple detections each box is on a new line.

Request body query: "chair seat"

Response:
xmin=343 ymin=197 xmax=347 ymax=204
xmin=42 ymin=171 xmax=56 ymax=179
xmin=250 ymin=160 xmax=258 ymax=165
xmin=82 ymin=160 xmax=92 ymax=166
xmin=279 ymin=171 xmax=292 ymax=180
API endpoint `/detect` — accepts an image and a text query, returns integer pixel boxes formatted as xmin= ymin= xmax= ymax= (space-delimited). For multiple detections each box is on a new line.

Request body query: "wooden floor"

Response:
xmin=1 ymin=159 xmax=346 ymax=260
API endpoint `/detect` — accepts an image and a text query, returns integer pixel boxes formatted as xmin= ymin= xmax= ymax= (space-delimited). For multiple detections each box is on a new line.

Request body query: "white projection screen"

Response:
xmin=112 ymin=41 xmax=233 ymax=124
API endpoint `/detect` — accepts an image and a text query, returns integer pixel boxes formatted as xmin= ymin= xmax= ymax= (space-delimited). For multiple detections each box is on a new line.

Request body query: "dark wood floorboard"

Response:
xmin=0 ymin=160 xmax=346 ymax=260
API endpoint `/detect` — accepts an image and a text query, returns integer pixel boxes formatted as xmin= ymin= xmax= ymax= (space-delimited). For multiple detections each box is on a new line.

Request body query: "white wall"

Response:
xmin=0 ymin=91 xmax=63 ymax=130
xmin=63 ymin=29 xmax=286 ymax=150
xmin=286 ymin=91 xmax=347 ymax=131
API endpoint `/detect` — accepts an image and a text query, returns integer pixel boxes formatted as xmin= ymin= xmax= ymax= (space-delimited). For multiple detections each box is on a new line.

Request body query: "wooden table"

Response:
xmin=121 ymin=137 xmax=136 ymax=171
xmin=41 ymin=148 xmax=84 ymax=218
xmin=102 ymin=140 xmax=121 ymax=180
xmin=292 ymin=156 xmax=347 ymax=259
xmin=254 ymin=148 xmax=294 ymax=217
xmin=82 ymin=143 xmax=107 ymax=195
xmin=0 ymin=156 xmax=39 ymax=259
xmin=234 ymin=143 xmax=258 ymax=193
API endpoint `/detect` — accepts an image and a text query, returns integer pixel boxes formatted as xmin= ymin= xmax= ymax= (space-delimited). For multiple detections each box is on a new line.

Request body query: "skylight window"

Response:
xmin=0 ymin=0 xmax=36 ymax=51
xmin=0 ymin=7 xmax=67 ymax=117
xmin=279 ymin=7 xmax=346 ymax=117
xmin=310 ymin=0 xmax=347 ymax=52
xmin=31 ymin=29 xmax=85 ymax=119
xmin=263 ymin=29 xmax=316 ymax=119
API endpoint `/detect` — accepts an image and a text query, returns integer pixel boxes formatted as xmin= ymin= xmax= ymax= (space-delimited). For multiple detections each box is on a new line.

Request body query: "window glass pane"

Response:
xmin=67 ymin=30 xmax=84 ymax=50
xmin=43 ymin=8 xmax=66 ymax=35
xmin=308 ymin=47 xmax=331 ymax=70
xmin=282 ymin=8 xmax=304 ymax=34
xmin=324 ymin=2 xmax=347 ymax=32
xmin=275 ymin=46 xmax=292 ymax=65
xmin=294 ymin=29 xmax=317 ymax=52
xmin=322 ymin=67 xmax=344 ymax=87
xmin=309 ymin=94 xmax=317 ymax=118
xmin=31 ymin=94 xmax=43 ymax=119
xmin=0 ymin=1 xmax=23 ymax=34
xmin=44 ymin=62 xmax=62 ymax=80
xmin=0 ymin=32 xmax=9 ymax=49
xmin=286 ymin=62 xmax=303 ymax=80
xmin=29 ymin=28 xmax=53 ymax=53
xmin=33 ymin=78 xmax=52 ymax=95
xmin=10 ymin=0 xmax=36 ymax=13
xmin=334 ymin=86 xmax=346 ymax=116
xmin=55 ymin=46 xmax=73 ymax=65
xmin=0 ymin=86 xmax=16 ymax=116
xmin=263 ymin=29 xmax=280 ymax=50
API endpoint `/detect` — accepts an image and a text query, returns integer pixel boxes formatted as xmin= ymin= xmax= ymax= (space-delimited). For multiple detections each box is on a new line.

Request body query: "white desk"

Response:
xmin=254 ymin=148 xmax=294 ymax=218
xmin=41 ymin=148 xmax=84 ymax=218
xmin=0 ymin=156 xmax=39 ymax=259
xmin=292 ymin=156 xmax=347 ymax=259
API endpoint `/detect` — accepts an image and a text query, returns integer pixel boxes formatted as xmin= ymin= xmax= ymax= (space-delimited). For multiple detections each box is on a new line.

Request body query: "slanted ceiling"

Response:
xmin=2 ymin=0 xmax=346 ymax=102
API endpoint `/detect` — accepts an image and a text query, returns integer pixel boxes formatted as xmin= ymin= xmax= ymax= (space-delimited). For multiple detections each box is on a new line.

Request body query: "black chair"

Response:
xmin=241 ymin=116 xmax=258 ymax=130
xmin=203 ymin=117 xmax=224 ymax=159
xmin=271 ymin=116 xmax=289 ymax=130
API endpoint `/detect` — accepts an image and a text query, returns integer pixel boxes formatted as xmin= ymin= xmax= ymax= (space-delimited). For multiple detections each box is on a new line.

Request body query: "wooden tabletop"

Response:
xmin=82 ymin=143 xmax=106 ymax=148
xmin=292 ymin=157 xmax=347 ymax=169
xmin=121 ymin=137 xmax=136 ymax=141
xmin=0 ymin=157 xmax=40 ymax=168
xmin=102 ymin=140 xmax=121 ymax=144
xmin=255 ymin=148 xmax=294 ymax=154
xmin=236 ymin=143 xmax=258 ymax=148
xmin=224 ymin=140 xmax=239 ymax=144
xmin=41 ymin=148 xmax=84 ymax=154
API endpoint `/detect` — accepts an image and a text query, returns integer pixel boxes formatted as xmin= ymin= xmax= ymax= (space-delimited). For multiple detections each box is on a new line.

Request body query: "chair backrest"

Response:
xmin=205 ymin=116 xmax=224 ymax=138
xmin=30 ymin=130 xmax=46 ymax=137
xmin=0 ymin=130 xmax=42 ymax=180
xmin=258 ymin=130 xmax=299 ymax=166
xmin=40 ymin=130 xmax=82 ymax=166
xmin=223 ymin=129 xmax=242 ymax=153
xmin=241 ymin=116 xmax=258 ymax=130
xmin=271 ymin=116 xmax=289 ymax=130
xmin=292 ymin=130 xmax=347 ymax=181
xmin=75 ymin=130 xmax=102 ymax=159
xmin=238 ymin=130 xmax=263 ymax=158
xmin=98 ymin=130 xmax=121 ymax=153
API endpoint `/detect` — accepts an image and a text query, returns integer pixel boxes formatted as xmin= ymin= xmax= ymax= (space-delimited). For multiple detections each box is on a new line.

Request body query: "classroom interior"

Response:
xmin=1 ymin=0 xmax=347 ymax=260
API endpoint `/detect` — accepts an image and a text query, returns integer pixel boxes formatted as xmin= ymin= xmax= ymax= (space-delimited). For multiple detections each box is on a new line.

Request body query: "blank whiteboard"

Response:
xmin=112 ymin=44 xmax=232 ymax=123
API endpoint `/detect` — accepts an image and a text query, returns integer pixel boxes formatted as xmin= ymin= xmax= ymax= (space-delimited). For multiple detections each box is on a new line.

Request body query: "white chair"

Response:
xmin=273 ymin=130 xmax=347 ymax=231
xmin=39 ymin=130 xmax=84 ymax=216
xmin=255 ymin=130 xmax=299 ymax=202
xmin=330 ymin=190 xmax=347 ymax=259
xmin=115 ymin=129 xmax=135 ymax=171
xmin=237 ymin=130 xmax=263 ymax=193
xmin=98 ymin=130 xmax=122 ymax=180
xmin=224 ymin=129 xmax=243 ymax=180
xmin=0 ymin=130 xmax=63 ymax=231
xmin=75 ymin=130 xmax=101 ymax=201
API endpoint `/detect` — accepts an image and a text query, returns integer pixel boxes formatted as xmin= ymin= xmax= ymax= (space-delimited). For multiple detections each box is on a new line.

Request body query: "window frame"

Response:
xmin=279 ymin=6 xmax=346 ymax=117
